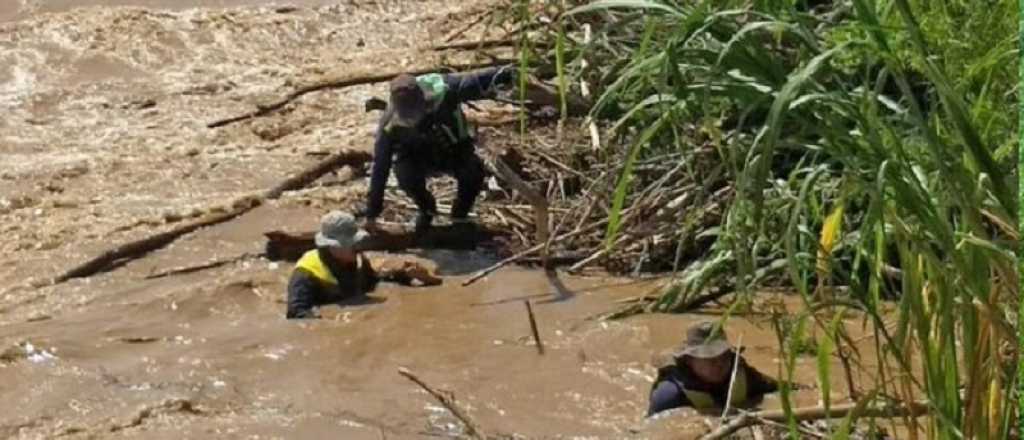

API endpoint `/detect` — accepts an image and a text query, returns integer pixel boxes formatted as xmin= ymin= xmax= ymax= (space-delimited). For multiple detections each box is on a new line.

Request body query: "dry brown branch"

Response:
xmin=566 ymin=235 xmax=628 ymax=274
xmin=524 ymin=300 xmax=544 ymax=355
xmin=109 ymin=398 xmax=203 ymax=433
xmin=397 ymin=367 xmax=486 ymax=440
xmin=699 ymin=400 xmax=930 ymax=440
xmin=207 ymin=61 xmax=513 ymax=128
xmin=432 ymin=38 xmax=519 ymax=51
xmin=53 ymin=150 xmax=371 ymax=284
xmin=461 ymin=215 xmax=608 ymax=286
xmin=143 ymin=252 xmax=260 ymax=279
xmin=442 ymin=9 xmax=495 ymax=42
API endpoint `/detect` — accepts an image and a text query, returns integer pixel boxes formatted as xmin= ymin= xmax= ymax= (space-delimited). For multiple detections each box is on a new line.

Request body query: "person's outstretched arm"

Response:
xmin=446 ymin=65 xmax=516 ymax=103
xmin=742 ymin=359 xmax=780 ymax=396
xmin=358 ymin=254 xmax=382 ymax=292
xmin=286 ymin=269 xmax=321 ymax=319
xmin=646 ymin=365 xmax=692 ymax=417
xmin=365 ymin=256 xmax=442 ymax=287
xmin=364 ymin=122 xmax=394 ymax=221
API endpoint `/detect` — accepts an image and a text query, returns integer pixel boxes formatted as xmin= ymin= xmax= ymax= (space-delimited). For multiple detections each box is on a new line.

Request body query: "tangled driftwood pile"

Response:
xmin=453 ymin=121 xmax=732 ymax=278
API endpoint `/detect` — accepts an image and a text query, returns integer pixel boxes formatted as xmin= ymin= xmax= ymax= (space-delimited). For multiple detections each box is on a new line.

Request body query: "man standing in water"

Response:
xmin=286 ymin=210 xmax=441 ymax=319
xmin=647 ymin=321 xmax=780 ymax=416
xmin=358 ymin=66 xmax=517 ymax=233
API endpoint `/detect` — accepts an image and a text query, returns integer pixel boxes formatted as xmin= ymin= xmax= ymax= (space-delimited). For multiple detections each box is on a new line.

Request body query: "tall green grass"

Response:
xmin=1018 ymin=0 xmax=1023 ymax=432
xmin=522 ymin=0 xmax=1019 ymax=437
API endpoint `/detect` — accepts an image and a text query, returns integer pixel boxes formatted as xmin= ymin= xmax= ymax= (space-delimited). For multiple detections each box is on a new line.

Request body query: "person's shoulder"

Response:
xmin=289 ymin=265 xmax=316 ymax=281
xmin=738 ymin=355 xmax=779 ymax=389
xmin=376 ymin=108 xmax=395 ymax=132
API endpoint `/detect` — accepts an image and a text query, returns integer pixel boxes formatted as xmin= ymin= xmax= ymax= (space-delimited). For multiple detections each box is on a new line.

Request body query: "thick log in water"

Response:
xmin=264 ymin=223 xmax=505 ymax=262
xmin=52 ymin=149 xmax=373 ymax=284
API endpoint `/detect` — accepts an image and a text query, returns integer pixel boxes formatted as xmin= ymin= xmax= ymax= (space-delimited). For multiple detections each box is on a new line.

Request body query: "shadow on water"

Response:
xmin=470 ymin=277 xmax=662 ymax=307
xmin=410 ymin=248 xmax=502 ymax=276
xmin=538 ymin=269 xmax=575 ymax=304
xmin=316 ymin=293 xmax=387 ymax=316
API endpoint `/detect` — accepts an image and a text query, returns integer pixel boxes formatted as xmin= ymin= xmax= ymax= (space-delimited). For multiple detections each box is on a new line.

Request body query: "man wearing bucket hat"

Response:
xmin=357 ymin=65 xmax=517 ymax=234
xmin=647 ymin=321 xmax=779 ymax=416
xmin=286 ymin=210 xmax=441 ymax=319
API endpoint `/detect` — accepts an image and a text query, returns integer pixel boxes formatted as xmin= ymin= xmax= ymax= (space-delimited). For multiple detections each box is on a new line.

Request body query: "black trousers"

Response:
xmin=394 ymin=146 xmax=485 ymax=219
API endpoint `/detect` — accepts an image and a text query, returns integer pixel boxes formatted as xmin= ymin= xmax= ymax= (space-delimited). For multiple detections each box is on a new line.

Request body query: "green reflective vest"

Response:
xmin=681 ymin=367 xmax=750 ymax=409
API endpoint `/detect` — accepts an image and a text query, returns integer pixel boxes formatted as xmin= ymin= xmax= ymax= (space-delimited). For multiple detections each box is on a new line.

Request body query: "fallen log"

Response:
xmin=207 ymin=60 xmax=515 ymax=129
xmin=264 ymin=222 xmax=506 ymax=262
xmin=52 ymin=149 xmax=372 ymax=284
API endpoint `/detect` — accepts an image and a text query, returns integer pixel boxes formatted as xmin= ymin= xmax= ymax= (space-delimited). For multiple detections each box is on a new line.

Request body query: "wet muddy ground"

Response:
xmin=1 ymin=2 xmax=894 ymax=439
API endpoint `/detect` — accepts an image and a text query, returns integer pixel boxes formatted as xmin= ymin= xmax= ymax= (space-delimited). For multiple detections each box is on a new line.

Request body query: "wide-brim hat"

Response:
xmin=673 ymin=321 xmax=732 ymax=360
xmin=389 ymin=74 xmax=433 ymax=128
xmin=314 ymin=210 xmax=370 ymax=250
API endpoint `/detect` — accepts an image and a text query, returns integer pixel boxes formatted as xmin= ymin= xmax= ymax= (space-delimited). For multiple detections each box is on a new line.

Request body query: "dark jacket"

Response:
xmin=364 ymin=66 xmax=515 ymax=219
xmin=285 ymin=249 xmax=380 ymax=319
xmin=647 ymin=350 xmax=779 ymax=416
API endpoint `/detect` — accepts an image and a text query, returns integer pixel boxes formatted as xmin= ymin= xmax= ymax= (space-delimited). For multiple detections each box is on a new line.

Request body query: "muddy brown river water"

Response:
xmin=0 ymin=1 xmax=891 ymax=439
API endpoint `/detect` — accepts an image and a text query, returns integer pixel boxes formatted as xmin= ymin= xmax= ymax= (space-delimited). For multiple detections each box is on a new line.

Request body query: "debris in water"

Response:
xmin=263 ymin=345 xmax=292 ymax=361
xmin=118 ymin=336 xmax=160 ymax=344
xmin=24 ymin=342 xmax=58 ymax=364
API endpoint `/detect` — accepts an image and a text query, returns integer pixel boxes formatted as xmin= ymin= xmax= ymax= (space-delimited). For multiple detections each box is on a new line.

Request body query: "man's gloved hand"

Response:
xmin=495 ymin=64 xmax=518 ymax=85
xmin=364 ymin=96 xmax=387 ymax=113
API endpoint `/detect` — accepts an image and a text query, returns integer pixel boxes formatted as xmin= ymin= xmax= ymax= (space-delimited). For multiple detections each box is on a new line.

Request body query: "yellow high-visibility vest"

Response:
xmin=295 ymin=250 xmax=338 ymax=286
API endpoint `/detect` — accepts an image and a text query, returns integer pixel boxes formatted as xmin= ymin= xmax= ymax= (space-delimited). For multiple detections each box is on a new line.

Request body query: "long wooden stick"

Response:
xmin=52 ymin=150 xmax=371 ymax=284
xmin=700 ymin=400 xmax=930 ymax=440
xmin=442 ymin=9 xmax=493 ymax=42
xmin=397 ymin=367 xmax=486 ymax=440
xmin=524 ymin=300 xmax=544 ymax=355
xmin=461 ymin=216 xmax=605 ymax=287
xmin=143 ymin=252 xmax=260 ymax=280
xmin=461 ymin=195 xmax=653 ymax=287
xmin=720 ymin=335 xmax=743 ymax=420
xmin=207 ymin=61 xmax=513 ymax=128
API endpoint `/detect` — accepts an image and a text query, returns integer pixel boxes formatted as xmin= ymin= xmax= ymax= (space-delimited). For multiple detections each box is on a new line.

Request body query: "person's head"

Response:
xmin=674 ymin=321 xmax=734 ymax=384
xmin=314 ymin=211 xmax=369 ymax=264
xmin=682 ymin=352 xmax=733 ymax=384
xmin=389 ymin=73 xmax=427 ymax=128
